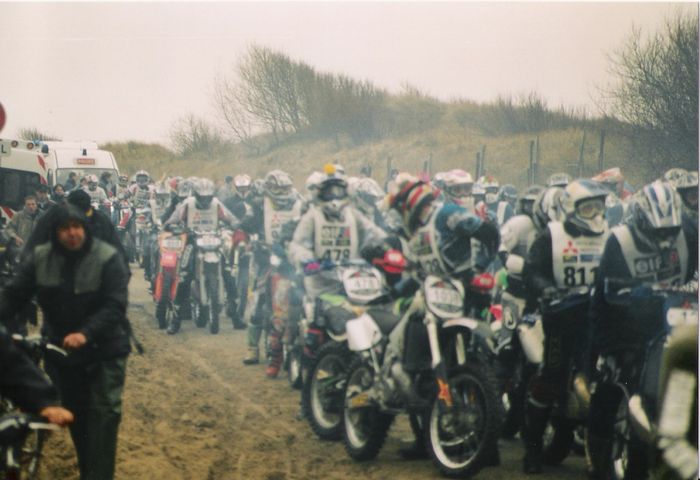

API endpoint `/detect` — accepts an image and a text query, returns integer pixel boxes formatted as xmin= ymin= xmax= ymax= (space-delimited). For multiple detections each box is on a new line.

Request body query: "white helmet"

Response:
xmin=135 ymin=170 xmax=151 ymax=188
xmin=305 ymin=171 xmax=325 ymax=202
xmin=477 ymin=175 xmax=500 ymax=204
xmin=442 ymin=169 xmax=474 ymax=205
xmin=233 ymin=174 xmax=252 ymax=198
xmin=533 ymin=186 xmax=564 ymax=231
xmin=547 ymin=172 xmax=572 ymax=188
xmin=264 ymin=170 xmax=295 ymax=208
xmin=559 ymin=179 xmax=609 ymax=235
xmin=629 ymin=181 xmax=683 ymax=248
xmin=318 ymin=164 xmax=349 ymax=219
xmin=349 ymin=177 xmax=384 ymax=216
xmin=194 ymin=178 xmax=215 ymax=209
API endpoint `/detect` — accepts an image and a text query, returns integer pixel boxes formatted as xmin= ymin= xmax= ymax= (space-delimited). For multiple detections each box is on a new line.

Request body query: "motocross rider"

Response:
xmin=222 ymin=174 xmax=253 ymax=219
xmin=128 ymin=170 xmax=155 ymax=209
xmin=441 ymin=169 xmax=475 ymax=210
xmin=586 ymin=180 xmax=693 ymax=479
xmin=385 ymin=175 xmax=501 ymax=460
xmin=667 ymin=169 xmax=698 ymax=275
xmin=163 ymin=178 xmax=240 ymax=334
xmin=475 ymin=175 xmax=514 ymax=226
xmin=240 ymin=170 xmax=304 ymax=373
xmin=82 ymin=174 xmax=109 ymax=205
xmin=348 ymin=176 xmax=387 ymax=229
xmin=521 ymin=179 xmax=610 ymax=474
xmin=592 ymin=167 xmax=629 ymax=227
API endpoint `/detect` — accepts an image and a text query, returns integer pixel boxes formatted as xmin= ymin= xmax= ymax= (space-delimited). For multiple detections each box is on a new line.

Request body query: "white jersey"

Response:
xmin=129 ymin=184 xmax=154 ymax=208
xmin=311 ymin=207 xmax=359 ymax=263
xmin=612 ymin=225 xmax=688 ymax=287
xmin=82 ymin=186 xmax=108 ymax=204
xmin=406 ymin=210 xmax=448 ymax=276
xmin=549 ymin=222 xmax=609 ymax=289
xmin=263 ymin=197 xmax=302 ymax=244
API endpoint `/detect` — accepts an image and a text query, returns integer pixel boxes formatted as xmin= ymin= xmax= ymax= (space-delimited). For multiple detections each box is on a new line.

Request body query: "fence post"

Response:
xmin=578 ymin=130 xmax=587 ymax=178
xmin=529 ymin=140 xmax=535 ymax=185
xmin=598 ymin=129 xmax=606 ymax=172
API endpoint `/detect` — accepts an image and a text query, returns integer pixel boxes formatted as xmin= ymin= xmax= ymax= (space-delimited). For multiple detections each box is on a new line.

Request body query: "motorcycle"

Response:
xmin=299 ymin=259 xmax=389 ymax=440
xmin=153 ymin=227 xmax=188 ymax=331
xmin=341 ymin=272 xmax=501 ymax=477
xmin=191 ymin=229 xmax=226 ymax=334
xmin=115 ymin=198 xmax=136 ymax=264
xmin=601 ymin=281 xmax=699 ymax=480
xmin=0 ymin=334 xmax=66 ymax=480
xmin=133 ymin=205 xmax=153 ymax=268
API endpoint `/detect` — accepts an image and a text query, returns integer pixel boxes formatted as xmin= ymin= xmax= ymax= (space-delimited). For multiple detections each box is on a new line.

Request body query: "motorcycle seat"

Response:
xmin=366 ymin=307 xmax=401 ymax=335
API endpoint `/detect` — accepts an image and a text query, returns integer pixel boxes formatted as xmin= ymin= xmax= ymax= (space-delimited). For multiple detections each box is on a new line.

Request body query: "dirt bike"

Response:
xmin=600 ymin=281 xmax=699 ymax=480
xmin=191 ymin=229 xmax=226 ymax=335
xmin=153 ymin=227 xmax=188 ymax=331
xmin=133 ymin=206 xmax=152 ymax=268
xmin=115 ymin=198 xmax=136 ymax=264
xmin=300 ymin=259 xmax=390 ymax=440
xmin=0 ymin=334 xmax=67 ymax=480
xmin=341 ymin=272 xmax=502 ymax=478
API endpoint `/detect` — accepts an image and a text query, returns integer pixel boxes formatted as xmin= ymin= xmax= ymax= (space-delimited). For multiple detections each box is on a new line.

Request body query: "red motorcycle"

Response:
xmin=153 ymin=228 xmax=188 ymax=331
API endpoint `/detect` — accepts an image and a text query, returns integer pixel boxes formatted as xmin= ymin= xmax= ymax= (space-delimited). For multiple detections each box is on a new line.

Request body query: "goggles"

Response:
xmin=576 ymin=198 xmax=605 ymax=219
xmin=448 ymin=184 xmax=472 ymax=197
xmin=319 ymin=184 xmax=347 ymax=201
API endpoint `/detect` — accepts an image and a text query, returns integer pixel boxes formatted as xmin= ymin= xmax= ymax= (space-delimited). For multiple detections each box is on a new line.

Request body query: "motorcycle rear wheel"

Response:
xmin=155 ymin=277 xmax=172 ymax=330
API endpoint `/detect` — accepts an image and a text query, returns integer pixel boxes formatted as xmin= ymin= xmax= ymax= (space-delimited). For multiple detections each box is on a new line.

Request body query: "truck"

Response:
xmin=0 ymin=139 xmax=47 ymax=226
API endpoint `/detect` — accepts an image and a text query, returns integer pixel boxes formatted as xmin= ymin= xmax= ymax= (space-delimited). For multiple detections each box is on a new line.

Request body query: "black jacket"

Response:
xmin=0 ymin=238 xmax=131 ymax=365
xmin=0 ymin=327 xmax=59 ymax=413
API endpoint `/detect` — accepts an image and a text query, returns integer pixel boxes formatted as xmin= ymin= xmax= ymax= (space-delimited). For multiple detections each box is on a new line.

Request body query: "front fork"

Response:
xmin=425 ymin=311 xmax=455 ymax=408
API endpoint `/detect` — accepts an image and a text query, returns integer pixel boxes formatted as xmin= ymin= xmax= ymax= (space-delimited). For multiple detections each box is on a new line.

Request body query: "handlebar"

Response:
xmin=11 ymin=334 xmax=68 ymax=362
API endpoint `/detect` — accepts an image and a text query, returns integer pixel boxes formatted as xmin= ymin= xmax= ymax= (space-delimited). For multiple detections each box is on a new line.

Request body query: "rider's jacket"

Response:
xmin=525 ymin=221 xmax=609 ymax=300
xmin=681 ymin=209 xmax=698 ymax=277
xmin=164 ymin=197 xmax=238 ymax=231
xmin=289 ymin=204 xmax=385 ymax=266
xmin=590 ymin=224 xmax=691 ymax=354
xmin=263 ymin=197 xmax=303 ymax=244
xmin=128 ymin=184 xmax=155 ymax=209
xmin=405 ymin=203 xmax=498 ymax=279
xmin=82 ymin=186 xmax=109 ymax=204
xmin=499 ymin=214 xmax=538 ymax=296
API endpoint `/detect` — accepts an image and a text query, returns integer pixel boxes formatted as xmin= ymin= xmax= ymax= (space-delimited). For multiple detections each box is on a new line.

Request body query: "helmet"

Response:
xmin=154 ymin=182 xmax=170 ymax=207
xmin=332 ymin=163 xmax=346 ymax=175
xmin=350 ymin=177 xmax=384 ymax=216
xmin=533 ymin=186 xmax=564 ymax=230
xmin=662 ymin=168 xmax=688 ymax=187
xmin=194 ymin=178 xmax=215 ymax=209
xmin=547 ymin=172 xmax=572 ymax=188
xmin=498 ymin=184 xmax=518 ymax=205
xmin=117 ymin=175 xmax=129 ymax=187
xmin=477 ymin=175 xmax=499 ymax=203
xmin=177 ymin=179 xmax=193 ymax=199
xmin=674 ymin=171 xmax=698 ymax=214
xmin=87 ymin=174 xmax=99 ymax=190
xmin=305 ymin=171 xmax=325 ymax=202
xmin=518 ymin=185 xmax=544 ymax=217
xmin=263 ymin=170 xmax=295 ymax=207
xmin=135 ymin=170 xmax=150 ymax=188
xmin=233 ymin=174 xmax=252 ymax=198
xmin=388 ymin=177 xmax=437 ymax=234
xmin=442 ymin=169 xmax=474 ymax=205
xmin=318 ymin=164 xmax=349 ymax=219
xmin=432 ymin=171 xmax=450 ymax=192
xmin=629 ymin=181 xmax=683 ymax=248
xmin=559 ymin=179 xmax=610 ymax=235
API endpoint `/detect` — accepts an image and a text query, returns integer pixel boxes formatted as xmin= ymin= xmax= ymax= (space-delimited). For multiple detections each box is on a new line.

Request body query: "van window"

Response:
xmin=0 ymin=168 xmax=41 ymax=211
xmin=56 ymin=169 xmax=118 ymax=190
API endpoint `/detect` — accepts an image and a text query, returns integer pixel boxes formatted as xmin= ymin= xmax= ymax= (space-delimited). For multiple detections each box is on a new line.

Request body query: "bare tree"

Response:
xmin=16 ymin=127 xmax=60 ymax=141
xmin=213 ymin=72 xmax=260 ymax=152
xmin=169 ymin=114 xmax=222 ymax=156
xmin=607 ymin=12 xmax=698 ymax=169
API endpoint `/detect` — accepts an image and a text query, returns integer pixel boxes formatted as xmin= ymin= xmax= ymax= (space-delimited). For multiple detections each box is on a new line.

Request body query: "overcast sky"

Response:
xmin=0 ymin=1 xmax=696 ymax=146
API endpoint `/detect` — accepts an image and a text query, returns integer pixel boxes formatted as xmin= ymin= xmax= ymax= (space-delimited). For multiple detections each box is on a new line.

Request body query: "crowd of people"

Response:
xmin=0 ymin=161 xmax=697 ymax=479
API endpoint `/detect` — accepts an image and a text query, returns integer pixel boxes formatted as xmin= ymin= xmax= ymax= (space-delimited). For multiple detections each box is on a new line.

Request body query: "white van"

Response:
xmin=0 ymin=139 xmax=47 ymax=225
xmin=40 ymin=141 xmax=119 ymax=190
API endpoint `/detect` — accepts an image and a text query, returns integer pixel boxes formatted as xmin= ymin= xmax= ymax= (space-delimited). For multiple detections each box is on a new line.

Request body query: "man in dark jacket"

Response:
xmin=0 ymin=204 xmax=130 ymax=480
xmin=0 ymin=326 xmax=74 ymax=426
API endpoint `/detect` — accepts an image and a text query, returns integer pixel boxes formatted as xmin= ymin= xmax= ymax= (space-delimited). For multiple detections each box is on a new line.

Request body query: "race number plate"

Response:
xmin=425 ymin=277 xmax=463 ymax=319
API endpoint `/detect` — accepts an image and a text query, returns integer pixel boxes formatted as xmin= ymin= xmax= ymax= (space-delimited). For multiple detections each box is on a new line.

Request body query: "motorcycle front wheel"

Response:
xmin=206 ymin=272 xmax=220 ymax=335
xmin=342 ymin=357 xmax=394 ymax=460
xmin=303 ymin=341 xmax=350 ymax=440
xmin=425 ymin=364 xmax=500 ymax=478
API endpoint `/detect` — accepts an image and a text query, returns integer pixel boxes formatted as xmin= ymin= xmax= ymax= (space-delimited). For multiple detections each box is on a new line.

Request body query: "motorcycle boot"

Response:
xmin=166 ymin=314 xmax=181 ymax=335
xmin=242 ymin=347 xmax=259 ymax=365
xmin=522 ymin=400 xmax=551 ymax=474
xmin=266 ymin=330 xmax=284 ymax=378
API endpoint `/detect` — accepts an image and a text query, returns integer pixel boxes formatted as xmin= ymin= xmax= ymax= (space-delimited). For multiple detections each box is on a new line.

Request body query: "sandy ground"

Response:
xmin=40 ymin=269 xmax=587 ymax=480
